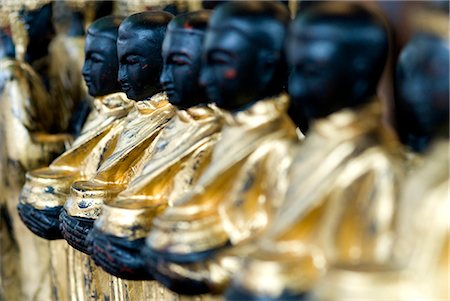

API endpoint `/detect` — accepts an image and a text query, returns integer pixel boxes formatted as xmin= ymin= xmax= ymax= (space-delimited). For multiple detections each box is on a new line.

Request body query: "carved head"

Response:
xmin=82 ymin=15 xmax=123 ymax=97
xmin=117 ymin=11 xmax=173 ymax=101
xmin=287 ymin=3 xmax=389 ymax=121
xmin=160 ymin=10 xmax=211 ymax=109
xmin=200 ymin=1 xmax=290 ymax=112
xmin=19 ymin=3 xmax=55 ymax=63
xmin=396 ymin=33 xmax=449 ymax=144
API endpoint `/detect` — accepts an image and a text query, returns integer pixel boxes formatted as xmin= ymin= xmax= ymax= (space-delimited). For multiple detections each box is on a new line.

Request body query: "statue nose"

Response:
xmin=288 ymin=72 xmax=307 ymax=100
xmin=160 ymin=67 xmax=172 ymax=86
xmin=118 ymin=67 xmax=128 ymax=86
xmin=199 ymin=67 xmax=213 ymax=88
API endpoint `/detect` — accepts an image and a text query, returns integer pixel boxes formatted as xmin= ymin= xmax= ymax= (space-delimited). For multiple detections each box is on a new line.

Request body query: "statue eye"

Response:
xmin=173 ymin=58 xmax=188 ymax=66
xmin=124 ymin=55 xmax=141 ymax=65
xmin=169 ymin=54 xmax=190 ymax=66
xmin=209 ymin=51 xmax=233 ymax=66
xmin=126 ymin=58 xmax=139 ymax=65
xmin=90 ymin=54 xmax=103 ymax=63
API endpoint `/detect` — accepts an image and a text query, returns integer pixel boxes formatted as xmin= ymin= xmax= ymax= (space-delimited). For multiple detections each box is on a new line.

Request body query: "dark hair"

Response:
xmin=167 ymin=10 xmax=211 ymax=35
xmin=210 ymin=1 xmax=290 ymax=51
xmin=296 ymin=3 xmax=389 ymax=86
xmin=87 ymin=15 xmax=124 ymax=41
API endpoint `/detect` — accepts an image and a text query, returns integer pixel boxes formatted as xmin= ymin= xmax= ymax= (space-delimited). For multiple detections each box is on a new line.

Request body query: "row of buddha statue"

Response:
xmin=0 ymin=1 xmax=448 ymax=301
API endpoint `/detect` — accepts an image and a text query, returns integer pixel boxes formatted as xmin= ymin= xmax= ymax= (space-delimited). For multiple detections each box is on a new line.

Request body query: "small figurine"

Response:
xmin=18 ymin=15 xmax=128 ymax=240
xmin=226 ymin=3 xmax=404 ymax=300
xmin=0 ymin=2 xmax=76 ymax=299
xmin=18 ymin=2 xmax=90 ymax=135
xmin=16 ymin=14 xmax=128 ymax=301
xmin=311 ymin=29 xmax=449 ymax=301
xmin=60 ymin=11 xmax=175 ymax=255
xmin=142 ymin=1 xmax=300 ymax=295
xmin=88 ymin=10 xmax=223 ymax=281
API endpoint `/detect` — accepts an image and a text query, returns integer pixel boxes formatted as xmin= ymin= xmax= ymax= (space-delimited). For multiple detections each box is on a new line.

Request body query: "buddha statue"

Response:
xmin=141 ymin=2 xmax=300 ymax=295
xmin=19 ymin=2 xmax=90 ymax=135
xmin=312 ymin=30 xmax=449 ymax=301
xmin=60 ymin=11 xmax=175 ymax=256
xmin=18 ymin=15 xmax=127 ymax=240
xmin=393 ymin=34 xmax=449 ymax=301
xmin=225 ymin=3 xmax=404 ymax=300
xmin=0 ymin=2 xmax=84 ymax=299
xmin=395 ymin=36 xmax=449 ymax=153
xmin=15 ymin=15 xmax=129 ymax=301
xmin=86 ymin=10 xmax=225 ymax=281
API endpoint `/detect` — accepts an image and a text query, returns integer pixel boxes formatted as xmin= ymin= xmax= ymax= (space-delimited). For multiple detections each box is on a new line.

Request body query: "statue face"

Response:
xmin=117 ymin=28 xmax=162 ymax=101
xmin=396 ymin=35 xmax=449 ymax=137
xmin=200 ymin=29 xmax=261 ymax=111
xmin=287 ymin=23 xmax=351 ymax=120
xmin=82 ymin=34 xmax=121 ymax=97
xmin=160 ymin=30 xmax=206 ymax=109
xmin=287 ymin=3 xmax=389 ymax=121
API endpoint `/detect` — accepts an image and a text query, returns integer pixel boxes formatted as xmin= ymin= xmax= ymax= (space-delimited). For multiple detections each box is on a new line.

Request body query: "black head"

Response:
xmin=160 ymin=10 xmax=211 ymax=109
xmin=395 ymin=33 xmax=449 ymax=148
xmin=117 ymin=11 xmax=174 ymax=101
xmin=287 ymin=3 xmax=389 ymax=121
xmin=0 ymin=27 xmax=15 ymax=59
xmin=19 ymin=3 xmax=55 ymax=63
xmin=82 ymin=15 xmax=123 ymax=98
xmin=199 ymin=1 xmax=290 ymax=112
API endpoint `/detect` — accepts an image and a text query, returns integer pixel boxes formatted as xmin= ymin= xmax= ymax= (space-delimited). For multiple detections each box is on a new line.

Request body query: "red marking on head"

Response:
xmin=224 ymin=68 xmax=237 ymax=79
xmin=183 ymin=22 xmax=193 ymax=30
xmin=141 ymin=64 xmax=148 ymax=70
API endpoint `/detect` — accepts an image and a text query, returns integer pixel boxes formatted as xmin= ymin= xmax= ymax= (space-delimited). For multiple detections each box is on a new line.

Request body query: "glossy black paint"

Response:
xmin=20 ymin=3 xmax=55 ymax=64
xmin=160 ymin=10 xmax=211 ymax=109
xmin=287 ymin=3 xmax=389 ymax=121
xmin=395 ymin=33 xmax=449 ymax=151
xmin=17 ymin=203 xmax=63 ymax=240
xmin=117 ymin=11 xmax=173 ymax=101
xmin=199 ymin=1 xmax=290 ymax=112
xmin=82 ymin=16 xmax=123 ymax=98
xmin=60 ymin=209 xmax=95 ymax=254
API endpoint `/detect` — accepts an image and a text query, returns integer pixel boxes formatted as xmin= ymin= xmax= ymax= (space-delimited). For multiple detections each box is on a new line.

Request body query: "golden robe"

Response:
xmin=20 ymin=92 xmax=133 ymax=211
xmin=231 ymin=100 xmax=404 ymax=298
xmin=146 ymin=94 xmax=299 ymax=293
xmin=3 ymin=32 xmax=92 ymax=300
xmin=96 ymin=104 xmax=224 ymax=240
xmin=0 ymin=57 xmax=71 ymax=301
xmin=398 ymin=138 xmax=450 ymax=300
xmin=18 ymin=92 xmax=132 ymax=301
xmin=90 ymin=105 xmax=223 ymax=301
xmin=64 ymin=92 xmax=175 ymax=301
xmin=311 ymin=139 xmax=448 ymax=301
xmin=394 ymin=139 xmax=448 ymax=301
xmin=65 ymin=92 xmax=175 ymax=220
